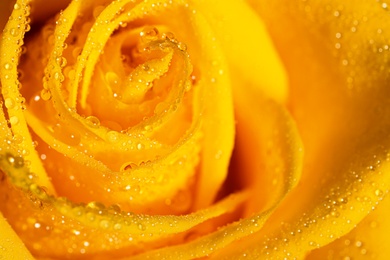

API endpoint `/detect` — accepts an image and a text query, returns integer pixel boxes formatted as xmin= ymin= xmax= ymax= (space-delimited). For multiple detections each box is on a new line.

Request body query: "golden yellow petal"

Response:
xmin=0 ymin=212 xmax=34 ymax=260
xmin=190 ymin=0 xmax=288 ymax=104
xmin=306 ymin=193 xmax=390 ymax=260
xmin=212 ymin=0 xmax=390 ymax=258
xmin=0 ymin=0 xmax=251 ymax=257
xmin=131 ymin=94 xmax=303 ymax=259
xmin=0 ymin=0 xmax=55 ymax=194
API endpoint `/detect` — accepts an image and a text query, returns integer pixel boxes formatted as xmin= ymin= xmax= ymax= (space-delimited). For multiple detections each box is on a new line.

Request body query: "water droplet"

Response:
xmin=121 ymin=163 xmax=137 ymax=171
xmin=162 ymin=31 xmax=176 ymax=41
xmin=140 ymin=27 xmax=159 ymax=41
xmin=137 ymin=143 xmax=144 ymax=150
xmin=9 ymin=116 xmax=19 ymax=125
xmin=105 ymin=72 xmax=120 ymax=88
xmin=34 ymin=222 xmax=41 ymax=229
xmin=108 ymin=204 xmax=121 ymax=213
xmin=12 ymin=134 xmax=24 ymax=144
xmin=132 ymin=185 xmax=140 ymax=193
xmin=54 ymin=71 xmax=64 ymax=82
xmin=23 ymin=22 xmax=31 ymax=32
xmin=177 ymin=42 xmax=187 ymax=51
xmin=56 ymin=57 xmax=67 ymax=68
xmin=40 ymin=89 xmax=52 ymax=101
xmin=375 ymin=189 xmax=383 ymax=197
xmin=4 ymin=63 xmax=12 ymax=70
xmin=5 ymin=153 xmax=24 ymax=168
xmin=9 ymin=28 xmax=20 ymax=37
xmin=4 ymin=98 xmax=15 ymax=109
xmin=119 ymin=21 xmax=127 ymax=27
xmin=106 ymin=131 xmax=119 ymax=143
xmin=86 ymin=201 xmax=105 ymax=211
xmin=85 ymin=116 xmax=100 ymax=128
xmin=138 ymin=223 xmax=146 ymax=231
xmin=114 ymin=223 xmax=122 ymax=230
xmin=99 ymin=220 xmax=109 ymax=229
xmin=330 ymin=210 xmax=340 ymax=217
xmin=14 ymin=3 xmax=21 ymax=10
xmin=70 ymin=229 xmax=81 ymax=236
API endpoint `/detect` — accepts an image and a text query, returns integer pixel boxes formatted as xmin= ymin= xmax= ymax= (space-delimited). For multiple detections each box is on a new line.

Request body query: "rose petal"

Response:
xmin=0 ymin=165 xmax=247 ymax=257
xmin=306 ymin=194 xmax=390 ymax=259
xmin=0 ymin=0 xmax=56 ymax=194
xmin=129 ymin=93 xmax=303 ymax=259
xmin=190 ymin=0 xmax=288 ymax=104
xmin=0 ymin=212 xmax=34 ymax=260
xmin=1 ymin=0 xmax=247 ymax=257
xmin=211 ymin=0 xmax=390 ymax=258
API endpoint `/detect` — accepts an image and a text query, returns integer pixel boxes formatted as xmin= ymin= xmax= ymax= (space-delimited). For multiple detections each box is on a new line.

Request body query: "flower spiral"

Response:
xmin=0 ymin=0 xmax=302 ymax=258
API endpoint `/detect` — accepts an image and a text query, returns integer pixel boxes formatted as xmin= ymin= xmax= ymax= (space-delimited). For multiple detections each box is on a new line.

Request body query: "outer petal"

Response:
xmin=128 ymin=83 xmax=303 ymax=259
xmin=214 ymin=0 xmax=390 ymax=258
xmin=0 ymin=0 xmax=56 ymax=193
xmin=0 ymin=212 xmax=34 ymax=260
xmin=189 ymin=0 xmax=288 ymax=104
xmin=306 ymin=193 xmax=390 ymax=259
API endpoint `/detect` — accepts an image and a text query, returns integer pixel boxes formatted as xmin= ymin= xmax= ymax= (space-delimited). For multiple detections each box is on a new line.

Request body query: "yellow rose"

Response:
xmin=0 ymin=0 xmax=389 ymax=259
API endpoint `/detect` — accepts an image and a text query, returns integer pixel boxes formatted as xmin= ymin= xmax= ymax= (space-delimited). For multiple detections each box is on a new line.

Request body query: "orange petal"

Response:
xmin=212 ymin=0 xmax=390 ymax=258
xmin=0 ymin=212 xmax=34 ymax=260
xmin=191 ymin=0 xmax=288 ymax=104
xmin=130 ymin=92 xmax=303 ymax=259
xmin=0 ymin=0 xmax=56 ymax=194
xmin=306 ymin=193 xmax=390 ymax=259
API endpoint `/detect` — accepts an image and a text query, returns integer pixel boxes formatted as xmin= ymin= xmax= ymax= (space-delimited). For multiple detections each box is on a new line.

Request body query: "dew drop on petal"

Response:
xmin=177 ymin=42 xmax=187 ymax=51
xmin=85 ymin=116 xmax=100 ymax=128
xmin=105 ymin=71 xmax=120 ymax=88
xmin=375 ymin=189 xmax=383 ymax=197
xmin=137 ymin=143 xmax=144 ymax=150
xmin=40 ymin=89 xmax=52 ymax=101
xmin=99 ymin=220 xmax=109 ymax=229
xmin=138 ymin=223 xmax=146 ymax=231
xmin=113 ymin=223 xmax=122 ymax=230
xmin=4 ymin=63 xmax=12 ymax=70
xmin=140 ymin=27 xmax=159 ymax=41
xmin=9 ymin=28 xmax=20 ymax=37
xmin=9 ymin=116 xmax=19 ymax=125
xmin=4 ymin=98 xmax=15 ymax=109
xmin=5 ymin=153 xmax=24 ymax=168
xmin=106 ymin=131 xmax=119 ymax=143
xmin=86 ymin=201 xmax=105 ymax=211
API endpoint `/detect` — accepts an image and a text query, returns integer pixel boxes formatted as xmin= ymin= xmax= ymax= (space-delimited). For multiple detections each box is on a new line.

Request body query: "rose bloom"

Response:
xmin=1 ymin=0 xmax=389 ymax=259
